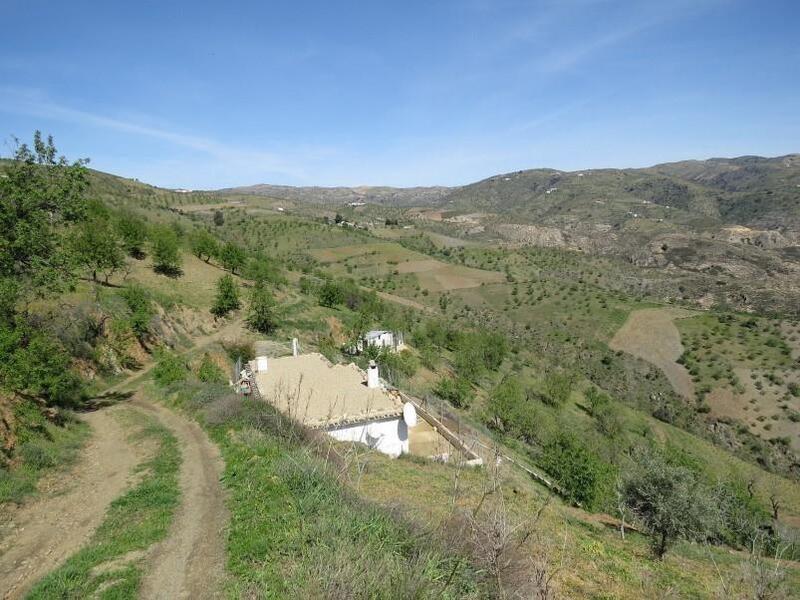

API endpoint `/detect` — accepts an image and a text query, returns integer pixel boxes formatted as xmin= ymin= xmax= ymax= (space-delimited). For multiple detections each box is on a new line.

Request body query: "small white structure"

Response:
xmin=357 ymin=330 xmax=405 ymax=353
xmin=255 ymin=356 xmax=269 ymax=373
xmin=252 ymin=353 xmax=413 ymax=457
xmin=367 ymin=360 xmax=380 ymax=389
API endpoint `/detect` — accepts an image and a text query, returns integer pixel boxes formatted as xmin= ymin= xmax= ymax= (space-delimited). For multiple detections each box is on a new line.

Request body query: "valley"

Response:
xmin=1 ymin=145 xmax=799 ymax=598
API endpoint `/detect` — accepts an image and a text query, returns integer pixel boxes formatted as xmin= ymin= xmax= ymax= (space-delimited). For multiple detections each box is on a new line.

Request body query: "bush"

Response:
xmin=540 ymin=432 xmax=614 ymax=511
xmin=120 ymin=284 xmax=154 ymax=340
xmin=539 ymin=372 xmax=574 ymax=408
xmin=152 ymin=351 xmax=187 ymax=387
xmin=434 ymin=376 xmax=472 ymax=408
xmin=223 ymin=340 xmax=255 ymax=364
xmin=197 ymin=353 xmax=226 ymax=383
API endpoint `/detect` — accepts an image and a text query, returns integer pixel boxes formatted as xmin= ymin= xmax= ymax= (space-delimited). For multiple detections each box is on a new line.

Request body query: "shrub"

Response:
xmin=152 ymin=351 xmax=187 ymax=387
xmin=434 ymin=376 xmax=472 ymax=408
xmin=540 ymin=433 xmax=614 ymax=511
xmin=540 ymin=372 xmax=575 ymax=408
xmin=120 ymin=284 xmax=154 ymax=339
xmin=197 ymin=353 xmax=226 ymax=383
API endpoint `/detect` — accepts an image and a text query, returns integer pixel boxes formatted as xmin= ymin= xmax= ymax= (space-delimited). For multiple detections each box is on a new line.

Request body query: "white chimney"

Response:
xmin=367 ymin=360 xmax=380 ymax=389
xmin=255 ymin=356 xmax=269 ymax=373
xmin=292 ymin=338 xmax=299 ymax=357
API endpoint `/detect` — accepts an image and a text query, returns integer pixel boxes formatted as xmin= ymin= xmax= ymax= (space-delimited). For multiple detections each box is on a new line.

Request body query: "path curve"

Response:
xmin=0 ymin=408 xmax=144 ymax=599
xmin=135 ymin=399 xmax=228 ymax=599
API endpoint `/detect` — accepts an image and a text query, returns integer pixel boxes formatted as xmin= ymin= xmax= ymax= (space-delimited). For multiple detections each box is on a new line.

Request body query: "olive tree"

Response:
xmin=621 ymin=447 xmax=718 ymax=559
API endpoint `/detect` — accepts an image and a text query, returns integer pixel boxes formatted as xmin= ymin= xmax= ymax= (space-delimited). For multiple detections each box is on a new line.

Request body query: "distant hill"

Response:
xmin=437 ymin=154 xmax=800 ymax=231
xmin=215 ymin=183 xmax=453 ymax=207
xmin=216 ymin=154 xmax=800 ymax=231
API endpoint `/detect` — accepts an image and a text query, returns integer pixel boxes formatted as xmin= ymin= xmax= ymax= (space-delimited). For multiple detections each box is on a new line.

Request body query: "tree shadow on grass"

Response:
xmin=82 ymin=390 xmax=135 ymax=410
xmin=153 ymin=265 xmax=184 ymax=278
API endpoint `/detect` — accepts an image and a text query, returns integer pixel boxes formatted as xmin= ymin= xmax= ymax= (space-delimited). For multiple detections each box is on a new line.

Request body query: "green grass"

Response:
xmin=162 ymin=384 xmax=485 ymax=599
xmin=26 ymin=408 xmax=180 ymax=599
xmin=0 ymin=408 xmax=89 ymax=505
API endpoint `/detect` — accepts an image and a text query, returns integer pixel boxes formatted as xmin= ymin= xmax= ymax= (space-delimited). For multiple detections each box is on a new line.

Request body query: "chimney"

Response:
xmin=292 ymin=337 xmax=299 ymax=357
xmin=367 ymin=360 xmax=380 ymax=389
xmin=255 ymin=356 xmax=268 ymax=373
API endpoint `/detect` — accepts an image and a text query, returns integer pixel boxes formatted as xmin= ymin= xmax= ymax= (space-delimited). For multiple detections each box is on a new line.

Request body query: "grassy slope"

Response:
xmin=0 ymin=407 xmax=89 ymax=505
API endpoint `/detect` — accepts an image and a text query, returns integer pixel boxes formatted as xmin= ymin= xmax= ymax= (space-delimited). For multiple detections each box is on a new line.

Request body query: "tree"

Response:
xmin=71 ymin=216 xmax=124 ymax=283
xmin=219 ymin=242 xmax=246 ymax=274
xmin=246 ymin=281 xmax=277 ymax=333
xmin=0 ymin=132 xmax=90 ymax=409
xmin=190 ymin=229 xmax=218 ymax=263
xmin=0 ymin=131 xmax=89 ymax=298
xmin=116 ymin=211 xmax=148 ymax=258
xmin=245 ymin=253 xmax=284 ymax=285
xmin=213 ymin=210 xmax=224 ymax=226
xmin=621 ymin=447 xmax=718 ymax=559
xmin=318 ymin=280 xmax=345 ymax=307
xmin=211 ymin=274 xmax=240 ymax=317
xmin=150 ymin=226 xmax=182 ymax=276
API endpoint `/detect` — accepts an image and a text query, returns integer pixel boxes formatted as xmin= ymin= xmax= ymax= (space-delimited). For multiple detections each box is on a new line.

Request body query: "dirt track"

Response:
xmin=610 ymin=307 xmax=696 ymax=399
xmin=0 ymin=408 xmax=145 ymax=599
xmin=135 ymin=399 xmax=228 ymax=599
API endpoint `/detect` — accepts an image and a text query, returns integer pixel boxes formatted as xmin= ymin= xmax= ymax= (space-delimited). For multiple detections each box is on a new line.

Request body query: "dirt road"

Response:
xmin=0 ymin=408 xmax=145 ymax=599
xmin=610 ymin=307 xmax=696 ymax=399
xmin=135 ymin=399 xmax=228 ymax=600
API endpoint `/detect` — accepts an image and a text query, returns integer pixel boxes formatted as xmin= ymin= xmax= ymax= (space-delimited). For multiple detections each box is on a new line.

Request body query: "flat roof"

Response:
xmin=252 ymin=353 xmax=403 ymax=429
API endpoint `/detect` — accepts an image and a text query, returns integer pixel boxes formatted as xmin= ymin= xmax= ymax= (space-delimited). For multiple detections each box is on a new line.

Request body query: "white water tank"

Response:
xmin=255 ymin=356 xmax=268 ymax=373
xmin=402 ymin=402 xmax=418 ymax=428
xmin=367 ymin=360 xmax=380 ymax=389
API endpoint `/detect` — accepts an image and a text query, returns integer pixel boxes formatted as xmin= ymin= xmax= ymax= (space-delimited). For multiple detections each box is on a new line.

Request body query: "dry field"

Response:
xmin=311 ymin=242 xmax=504 ymax=292
xmin=610 ymin=307 xmax=696 ymax=399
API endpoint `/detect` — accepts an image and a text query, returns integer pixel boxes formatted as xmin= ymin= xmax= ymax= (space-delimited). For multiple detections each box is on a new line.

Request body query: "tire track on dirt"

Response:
xmin=134 ymin=399 xmax=228 ymax=599
xmin=0 ymin=408 xmax=145 ymax=599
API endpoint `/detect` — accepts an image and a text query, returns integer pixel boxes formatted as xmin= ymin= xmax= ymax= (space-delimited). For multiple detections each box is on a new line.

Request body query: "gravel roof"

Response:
xmin=252 ymin=353 xmax=403 ymax=429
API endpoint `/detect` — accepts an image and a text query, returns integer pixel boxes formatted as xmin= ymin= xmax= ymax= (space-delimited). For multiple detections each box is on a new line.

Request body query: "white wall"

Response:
xmin=327 ymin=417 xmax=408 ymax=457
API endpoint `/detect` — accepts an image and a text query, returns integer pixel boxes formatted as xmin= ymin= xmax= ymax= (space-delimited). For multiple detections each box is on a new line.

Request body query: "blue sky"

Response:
xmin=1 ymin=0 xmax=798 ymax=188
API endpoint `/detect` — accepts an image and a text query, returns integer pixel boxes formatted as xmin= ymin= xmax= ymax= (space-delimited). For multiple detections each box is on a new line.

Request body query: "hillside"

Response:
xmin=2 ymin=140 xmax=799 ymax=598
xmin=216 ymin=182 xmax=453 ymax=207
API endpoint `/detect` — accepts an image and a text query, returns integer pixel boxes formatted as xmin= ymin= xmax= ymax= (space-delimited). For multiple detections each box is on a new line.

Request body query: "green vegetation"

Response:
xmin=115 ymin=211 xmax=148 ymax=259
xmin=150 ymin=226 xmax=182 ymax=276
xmin=164 ymin=383 xmax=484 ymax=598
xmin=26 ymin=409 xmax=180 ymax=598
xmin=0 ymin=406 xmax=88 ymax=504
xmin=246 ymin=280 xmax=277 ymax=333
xmin=197 ymin=353 xmax=226 ymax=383
xmin=211 ymin=273 xmax=241 ymax=317
xmin=152 ymin=351 xmax=188 ymax=387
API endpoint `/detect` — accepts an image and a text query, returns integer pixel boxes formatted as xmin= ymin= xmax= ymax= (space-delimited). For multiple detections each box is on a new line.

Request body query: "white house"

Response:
xmin=358 ymin=330 xmax=405 ymax=353
xmin=251 ymin=353 xmax=412 ymax=457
